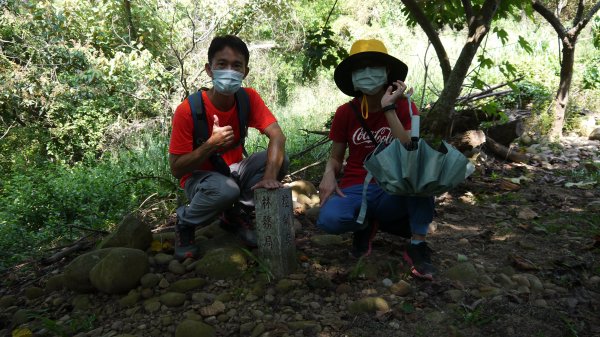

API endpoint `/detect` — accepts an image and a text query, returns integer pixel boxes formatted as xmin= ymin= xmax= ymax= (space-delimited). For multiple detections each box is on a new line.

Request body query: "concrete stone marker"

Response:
xmin=254 ymin=187 xmax=297 ymax=278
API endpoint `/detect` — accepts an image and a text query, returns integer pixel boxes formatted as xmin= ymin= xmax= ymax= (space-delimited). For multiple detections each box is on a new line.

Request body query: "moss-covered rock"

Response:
xmin=89 ymin=247 xmax=149 ymax=294
xmin=63 ymin=248 xmax=112 ymax=293
xmin=98 ymin=214 xmax=153 ymax=251
xmin=194 ymin=248 xmax=247 ymax=279
xmin=175 ymin=319 xmax=215 ymax=337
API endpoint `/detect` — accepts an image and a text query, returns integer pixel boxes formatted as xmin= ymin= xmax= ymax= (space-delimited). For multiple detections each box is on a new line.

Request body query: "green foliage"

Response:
xmin=583 ymin=17 xmax=600 ymax=90
xmin=0 ymin=1 xmax=174 ymax=163
xmin=302 ymin=26 xmax=349 ymax=81
xmin=0 ymin=131 xmax=177 ymax=271
xmin=401 ymin=0 xmax=530 ymax=31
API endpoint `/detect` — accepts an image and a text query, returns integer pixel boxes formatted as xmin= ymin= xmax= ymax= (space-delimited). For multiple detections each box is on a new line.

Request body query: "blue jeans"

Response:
xmin=316 ymin=184 xmax=434 ymax=236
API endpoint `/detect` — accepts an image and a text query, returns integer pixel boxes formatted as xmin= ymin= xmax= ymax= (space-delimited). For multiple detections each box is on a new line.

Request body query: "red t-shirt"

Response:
xmin=329 ymin=97 xmax=418 ymax=189
xmin=169 ymin=88 xmax=277 ymax=187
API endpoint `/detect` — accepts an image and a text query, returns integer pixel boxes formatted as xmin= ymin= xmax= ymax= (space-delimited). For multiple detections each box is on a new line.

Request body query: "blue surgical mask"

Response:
xmin=212 ymin=69 xmax=244 ymax=95
xmin=352 ymin=67 xmax=387 ymax=95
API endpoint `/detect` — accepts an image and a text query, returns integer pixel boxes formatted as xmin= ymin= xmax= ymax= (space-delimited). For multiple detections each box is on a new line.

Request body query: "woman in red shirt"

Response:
xmin=317 ymin=39 xmax=435 ymax=280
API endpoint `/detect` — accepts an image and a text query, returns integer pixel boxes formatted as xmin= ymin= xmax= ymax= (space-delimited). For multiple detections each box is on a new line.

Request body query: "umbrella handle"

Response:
xmin=405 ymin=93 xmax=420 ymax=139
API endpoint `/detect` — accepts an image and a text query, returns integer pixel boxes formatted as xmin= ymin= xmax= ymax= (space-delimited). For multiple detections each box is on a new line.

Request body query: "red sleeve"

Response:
xmin=245 ymin=88 xmax=277 ymax=132
xmin=169 ymin=99 xmax=194 ymax=155
xmin=329 ymin=102 xmax=352 ymax=143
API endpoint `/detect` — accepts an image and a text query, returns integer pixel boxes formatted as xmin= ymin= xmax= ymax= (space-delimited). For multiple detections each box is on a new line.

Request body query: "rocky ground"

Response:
xmin=1 ymin=136 xmax=599 ymax=337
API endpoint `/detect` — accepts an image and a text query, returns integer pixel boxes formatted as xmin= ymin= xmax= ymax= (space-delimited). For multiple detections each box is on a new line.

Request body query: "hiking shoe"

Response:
xmin=403 ymin=242 xmax=435 ymax=280
xmin=219 ymin=211 xmax=258 ymax=248
xmin=174 ymin=222 xmax=198 ymax=261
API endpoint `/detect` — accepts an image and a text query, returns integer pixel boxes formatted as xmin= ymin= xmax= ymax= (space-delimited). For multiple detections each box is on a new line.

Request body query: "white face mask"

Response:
xmin=351 ymin=67 xmax=387 ymax=95
xmin=212 ymin=69 xmax=244 ymax=95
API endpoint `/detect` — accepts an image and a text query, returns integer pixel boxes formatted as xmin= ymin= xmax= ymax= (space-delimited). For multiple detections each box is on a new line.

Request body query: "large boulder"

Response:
xmin=63 ymin=249 xmax=112 ymax=293
xmin=89 ymin=247 xmax=149 ymax=294
xmin=98 ymin=214 xmax=153 ymax=250
xmin=194 ymin=247 xmax=247 ymax=279
xmin=589 ymin=127 xmax=600 ymax=141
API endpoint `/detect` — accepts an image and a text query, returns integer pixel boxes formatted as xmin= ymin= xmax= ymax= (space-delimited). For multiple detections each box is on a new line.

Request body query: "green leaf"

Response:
xmin=493 ymin=27 xmax=509 ymax=45
xmin=477 ymin=55 xmax=494 ymax=69
xmin=482 ymin=101 xmax=498 ymax=116
xmin=518 ymin=36 xmax=533 ymax=54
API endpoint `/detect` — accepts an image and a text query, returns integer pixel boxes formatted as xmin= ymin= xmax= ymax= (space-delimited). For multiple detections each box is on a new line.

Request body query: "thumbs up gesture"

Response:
xmin=209 ymin=115 xmax=234 ymax=150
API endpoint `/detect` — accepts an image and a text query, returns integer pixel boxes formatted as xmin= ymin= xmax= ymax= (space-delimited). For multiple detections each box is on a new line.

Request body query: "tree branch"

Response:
xmin=400 ymin=0 xmax=452 ymax=84
xmin=572 ymin=0 xmax=584 ymax=26
xmin=533 ymin=1 xmax=566 ymax=39
xmin=461 ymin=0 xmax=474 ymax=22
xmin=580 ymin=1 xmax=600 ymax=29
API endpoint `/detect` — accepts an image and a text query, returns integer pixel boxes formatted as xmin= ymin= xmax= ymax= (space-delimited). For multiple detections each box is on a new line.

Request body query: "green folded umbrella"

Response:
xmin=364 ymin=138 xmax=470 ymax=196
xmin=357 ymin=95 xmax=474 ymax=225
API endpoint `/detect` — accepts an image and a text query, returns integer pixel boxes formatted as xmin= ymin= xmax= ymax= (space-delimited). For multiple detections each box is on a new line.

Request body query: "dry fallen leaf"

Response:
xmin=500 ymin=179 xmax=520 ymax=191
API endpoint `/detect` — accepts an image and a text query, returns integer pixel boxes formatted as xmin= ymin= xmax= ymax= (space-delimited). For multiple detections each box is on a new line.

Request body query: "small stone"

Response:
xmin=533 ymin=299 xmax=548 ymax=307
xmin=348 ymin=297 xmax=390 ymax=314
xmin=382 ymin=278 xmax=393 ymax=287
xmin=389 ymin=280 xmax=412 ymax=296
xmin=168 ymin=260 xmax=186 ymax=275
xmin=154 ymin=253 xmax=174 ymax=265
xmin=140 ymin=273 xmax=160 ymax=289
xmin=458 ymin=238 xmax=470 ymax=246
xmin=160 ymin=292 xmax=186 ymax=307
xmin=25 ymin=287 xmax=44 ymax=300
xmin=457 ymin=254 xmax=468 ymax=262
xmin=444 ymin=289 xmax=465 ymax=303
xmin=159 ymin=278 xmax=170 ymax=289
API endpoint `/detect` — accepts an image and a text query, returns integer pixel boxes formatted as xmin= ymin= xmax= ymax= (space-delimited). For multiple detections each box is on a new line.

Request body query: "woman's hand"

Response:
xmin=318 ymin=173 xmax=345 ymax=207
xmin=381 ymin=80 xmax=413 ymax=108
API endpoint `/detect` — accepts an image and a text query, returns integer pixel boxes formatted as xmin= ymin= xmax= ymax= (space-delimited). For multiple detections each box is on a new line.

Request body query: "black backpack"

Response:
xmin=187 ymin=88 xmax=250 ymax=176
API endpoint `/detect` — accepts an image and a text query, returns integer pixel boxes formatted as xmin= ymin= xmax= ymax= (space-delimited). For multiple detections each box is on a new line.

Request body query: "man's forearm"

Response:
xmin=169 ymin=143 xmax=216 ymax=179
xmin=262 ymin=135 xmax=286 ymax=180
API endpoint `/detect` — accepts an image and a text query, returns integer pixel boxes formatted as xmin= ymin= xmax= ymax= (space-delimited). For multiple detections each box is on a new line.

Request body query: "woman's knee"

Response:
xmin=316 ymin=206 xmax=351 ymax=234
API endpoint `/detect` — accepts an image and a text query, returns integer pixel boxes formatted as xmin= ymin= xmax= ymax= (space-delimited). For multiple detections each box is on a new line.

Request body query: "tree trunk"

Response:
xmin=123 ymin=0 xmax=137 ymax=43
xmin=426 ymin=0 xmax=501 ymax=138
xmin=549 ymin=40 xmax=575 ymax=138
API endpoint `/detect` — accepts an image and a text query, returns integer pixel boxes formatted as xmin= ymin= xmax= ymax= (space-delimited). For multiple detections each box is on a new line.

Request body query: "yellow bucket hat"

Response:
xmin=334 ymin=39 xmax=408 ymax=97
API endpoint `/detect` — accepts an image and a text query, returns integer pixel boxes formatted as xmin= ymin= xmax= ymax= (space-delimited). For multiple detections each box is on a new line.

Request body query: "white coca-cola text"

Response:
xmin=352 ymin=127 xmax=393 ymax=145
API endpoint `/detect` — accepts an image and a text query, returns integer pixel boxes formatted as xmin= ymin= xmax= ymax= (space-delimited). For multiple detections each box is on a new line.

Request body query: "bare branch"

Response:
xmin=533 ymin=1 xmax=567 ymax=39
xmin=400 ymin=0 xmax=452 ymax=84
xmin=0 ymin=123 xmax=16 ymax=140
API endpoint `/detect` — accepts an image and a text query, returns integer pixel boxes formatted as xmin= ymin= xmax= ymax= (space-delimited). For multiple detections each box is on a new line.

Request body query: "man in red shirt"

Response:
xmin=169 ymin=35 xmax=287 ymax=260
xmin=317 ymin=39 xmax=435 ymax=280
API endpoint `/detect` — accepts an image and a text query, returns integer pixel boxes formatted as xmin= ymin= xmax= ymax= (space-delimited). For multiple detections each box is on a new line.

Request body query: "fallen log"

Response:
xmin=485 ymin=136 xmax=529 ymax=163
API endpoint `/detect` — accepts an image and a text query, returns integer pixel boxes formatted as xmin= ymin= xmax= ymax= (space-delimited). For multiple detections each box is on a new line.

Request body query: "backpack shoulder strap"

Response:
xmin=187 ymin=90 xmax=208 ymax=150
xmin=234 ymin=88 xmax=250 ymax=157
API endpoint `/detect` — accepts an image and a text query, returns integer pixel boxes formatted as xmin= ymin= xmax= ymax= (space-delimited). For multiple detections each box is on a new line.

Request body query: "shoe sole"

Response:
xmin=402 ymin=251 xmax=434 ymax=281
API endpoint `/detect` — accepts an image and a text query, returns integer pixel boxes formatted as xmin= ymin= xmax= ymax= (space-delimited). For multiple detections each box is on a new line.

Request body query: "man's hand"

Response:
xmin=381 ymin=81 xmax=413 ymax=108
xmin=318 ymin=173 xmax=345 ymax=206
xmin=252 ymin=178 xmax=283 ymax=190
xmin=209 ymin=115 xmax=235 ymax=149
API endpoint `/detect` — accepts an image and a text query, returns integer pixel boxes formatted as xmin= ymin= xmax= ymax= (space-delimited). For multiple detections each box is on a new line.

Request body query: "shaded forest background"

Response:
xmin=1 ymin=0 xmax=599 ymax=271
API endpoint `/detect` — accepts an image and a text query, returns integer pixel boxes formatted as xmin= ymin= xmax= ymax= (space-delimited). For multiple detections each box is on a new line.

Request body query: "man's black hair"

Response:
xmin=208 ymin=35 xmax=250 ymax=65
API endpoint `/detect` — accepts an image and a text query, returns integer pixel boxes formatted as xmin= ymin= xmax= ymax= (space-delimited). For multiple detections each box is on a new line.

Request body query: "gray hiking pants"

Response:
xmin=176 ymin=151 xmax=289 ymax=229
